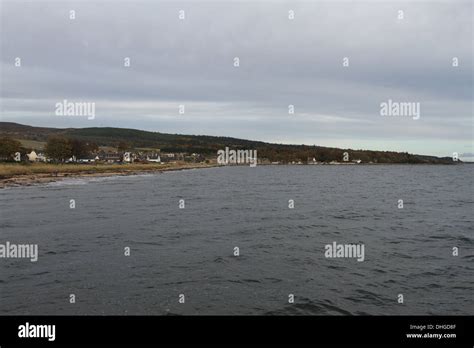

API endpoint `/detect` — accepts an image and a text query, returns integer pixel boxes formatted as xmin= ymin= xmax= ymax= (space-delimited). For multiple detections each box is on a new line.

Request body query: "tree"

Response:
xmin=86 ymin=141 xmax=99 ymax=154
xmin=0 ymin=137 xmax=22 ymax=160
xmin=45 ymin=136 xmax=72 ymax=162
xmin=69 ymin=138 xmax=89 ymax=158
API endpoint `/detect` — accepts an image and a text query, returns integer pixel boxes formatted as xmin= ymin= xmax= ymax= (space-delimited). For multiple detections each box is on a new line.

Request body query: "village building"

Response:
xmin=146 ymin=155 xmax=161 ymax=163
xmin=98 ymin=152 xmax=122 ymax=163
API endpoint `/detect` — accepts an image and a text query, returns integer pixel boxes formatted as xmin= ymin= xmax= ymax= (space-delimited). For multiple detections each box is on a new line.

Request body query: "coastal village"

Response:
xmin=3 ymin=148 xmax=364 ymax=165
xmin=0 ymin=145 xmax=361 ymax=165
xmin=5 ymin=149 xmax=207 ymax=165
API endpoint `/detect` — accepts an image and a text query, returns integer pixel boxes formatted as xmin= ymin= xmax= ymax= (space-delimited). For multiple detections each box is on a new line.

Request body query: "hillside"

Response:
xmin=0 ymin=122 xmax=456 ymax=164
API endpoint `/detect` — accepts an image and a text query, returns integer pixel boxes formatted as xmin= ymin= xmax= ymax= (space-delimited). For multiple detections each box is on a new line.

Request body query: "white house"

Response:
xmin=123 ymin=152 xmax=135 ymax=163
xmin=147 ymin=155 xmax=161 ymax=163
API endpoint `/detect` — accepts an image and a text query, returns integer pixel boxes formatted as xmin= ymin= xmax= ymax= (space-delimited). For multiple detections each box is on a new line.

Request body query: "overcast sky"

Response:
xmin=0 ymin=0 xmax=472 ymax=159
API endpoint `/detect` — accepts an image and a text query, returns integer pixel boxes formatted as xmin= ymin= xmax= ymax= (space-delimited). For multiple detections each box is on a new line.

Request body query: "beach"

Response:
xmin=0 ymin=162 xmax=217 ymax=188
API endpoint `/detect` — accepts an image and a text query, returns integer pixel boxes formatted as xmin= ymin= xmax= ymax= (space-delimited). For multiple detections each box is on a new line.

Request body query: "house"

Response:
xmin=160 ymin=153 xmax=176 ymax=163
xmin=123 ymin=152 xmax=140 ymax=163
xmin=146 ymin=155 xmax=161 ymax=163
xmin=99 ymin=153 xmax=122 ymax=163
xmin=184 ymin=153 xmax=205 ymax=163
xmin=123 ymin=152 xmax=132 ymax=163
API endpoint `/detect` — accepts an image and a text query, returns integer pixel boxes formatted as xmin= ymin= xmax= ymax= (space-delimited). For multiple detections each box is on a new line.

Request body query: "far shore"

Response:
xmin=0 ymin=162 xmax=218 ymax=189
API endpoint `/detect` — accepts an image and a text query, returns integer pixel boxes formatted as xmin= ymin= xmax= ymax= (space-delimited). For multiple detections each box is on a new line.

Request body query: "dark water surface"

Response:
xmin=0 ymin=165 xmax=472 ymax=315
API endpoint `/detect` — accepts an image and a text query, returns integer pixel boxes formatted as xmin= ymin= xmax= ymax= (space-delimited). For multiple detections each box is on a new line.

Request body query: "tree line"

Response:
xmin=0 ymin=136 xmax=98 ymax=162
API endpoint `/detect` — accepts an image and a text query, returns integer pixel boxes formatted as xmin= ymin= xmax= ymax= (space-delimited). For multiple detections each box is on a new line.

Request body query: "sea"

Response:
xmin=0 ymin=165 xmax=472 ymax=315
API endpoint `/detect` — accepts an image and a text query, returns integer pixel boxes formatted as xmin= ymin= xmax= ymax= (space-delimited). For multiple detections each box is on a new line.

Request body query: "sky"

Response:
xmin=0 ymin=0 xmax=472 ymax=159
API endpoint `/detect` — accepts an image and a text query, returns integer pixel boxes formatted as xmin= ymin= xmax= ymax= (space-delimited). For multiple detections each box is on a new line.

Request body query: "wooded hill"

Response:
xmin=0 ymin=122 xmax=456 ymax=164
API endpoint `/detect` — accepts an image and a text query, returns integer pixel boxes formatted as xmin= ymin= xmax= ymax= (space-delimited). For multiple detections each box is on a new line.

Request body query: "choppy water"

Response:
xmin=0 ymin=165 xmax=473 ymax=315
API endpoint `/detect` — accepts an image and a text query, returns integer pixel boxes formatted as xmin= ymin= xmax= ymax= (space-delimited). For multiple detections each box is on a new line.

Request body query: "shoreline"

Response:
xmin=0 ymin=163 xmax=218 ymax=189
